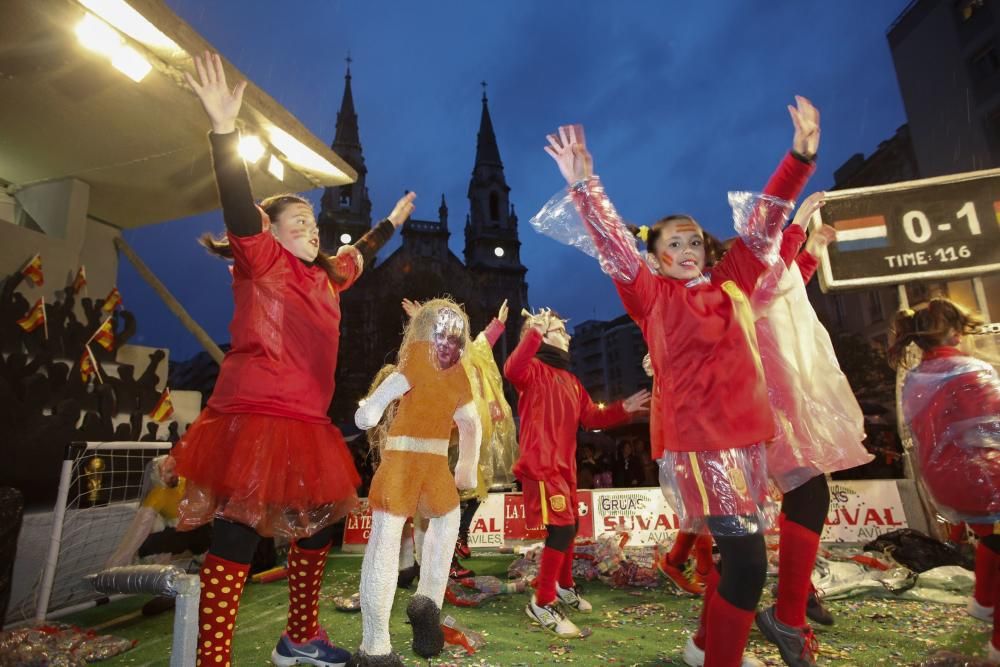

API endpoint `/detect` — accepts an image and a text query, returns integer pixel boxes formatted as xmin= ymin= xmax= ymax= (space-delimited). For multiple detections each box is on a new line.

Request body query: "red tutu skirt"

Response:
xmin=172 ymin=408 xmax=360 ymax=539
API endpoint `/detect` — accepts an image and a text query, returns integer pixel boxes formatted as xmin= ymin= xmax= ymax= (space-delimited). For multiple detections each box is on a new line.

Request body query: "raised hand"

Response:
xmin=387 ymin=192 xmax=417 ymax=228
xmin=401 ymin=298 xmax=420 ymax=319
xmin=183 ymin=52 xmax=246 ymax=134
xmin=496 ymin=299 xmax=509 ymax=324
xmin=804 ymin=224 xmax=836 ymax=256
xmin=622 ymin=389 xmax=651 ymax=414
xmin=788 ymin=96 xmax=820 ymax=159
xmin=791 ymin=191 xmax=825 ymax=228
xmin=544 ymin=124 xmax=593 ymax=185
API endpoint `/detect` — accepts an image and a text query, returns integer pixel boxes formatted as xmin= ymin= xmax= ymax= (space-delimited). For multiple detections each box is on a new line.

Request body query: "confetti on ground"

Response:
xmin=54 ymin=554 xmax=993 ymax=666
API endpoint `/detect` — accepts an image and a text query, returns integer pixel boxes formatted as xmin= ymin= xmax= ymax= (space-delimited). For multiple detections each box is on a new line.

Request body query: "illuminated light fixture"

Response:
xmin=238 ymin=135 xmax=266 ymax=163
xmin=75 ymin=13 xmax=121 ymax=55
xmin=340 ymin=233 xmax=352 ymax=244
xmin=267 ymin=126 xmax=349 ymax=179
xmin=494 ymin=246 xmax=505 ymax=258
xmin=267 ymin=154 xmax=285 ymax=181
xmin=76 ymin=13 xmax=152 ymax=82
xmin=79 ymin=0 xmax=182 ymax=55
xmin=111 ymin=44 xmax=152 ymax=82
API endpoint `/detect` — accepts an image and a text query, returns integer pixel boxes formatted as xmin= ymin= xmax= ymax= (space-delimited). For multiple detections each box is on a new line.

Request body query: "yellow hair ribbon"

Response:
xmin=638 ymin=225 xmax=650 ymax=243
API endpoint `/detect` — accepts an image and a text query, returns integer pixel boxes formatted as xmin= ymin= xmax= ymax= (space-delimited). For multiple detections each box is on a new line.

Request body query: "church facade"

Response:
xmin=319 ymin=67 xmax=529 ymax=423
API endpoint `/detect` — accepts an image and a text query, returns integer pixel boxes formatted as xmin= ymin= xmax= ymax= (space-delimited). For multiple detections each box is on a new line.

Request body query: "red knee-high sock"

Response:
xmin=704 ymin=592 xmax=755 ymax=667
xmin=776 ymin=515 xmax=821 ymax=628
xmin=285 ymin=540 xmax=331 ymax=643
xmin=535 ymin=546 xmax=565 ymax=607
xmin=991 ymin=552 xmax=1000 ymax=652
xmin=693 ymin=566 xmax=720 ymax=650
xmin=668 ymin=531 xmax=697 ymax=566
xmin=197 ymin=553 xmax=250 ymax=667
xmin=559 ymin=543 xmax=576 ymax=589
xmin=693 ymin=534 xmax=714 ymax=577
xmin=975 ymin=541 xmax=999 ymax=608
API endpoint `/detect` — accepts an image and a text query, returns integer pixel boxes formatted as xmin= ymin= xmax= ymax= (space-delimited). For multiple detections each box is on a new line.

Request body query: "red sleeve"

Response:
xmin=332 ymin=246 xmax=363 ymax=292
xmin=579 ymin=389 xmax=630 ymax=431
xmin=795 ymin=250 xmax=819 ymax=284
xmin=779 ymin=225 xmax=807 ymax=268
xmin=711 ymin=239 xmax=766 ymax=295
xmin=763 ymin=152 xmax=816 ymax=202
xmin=504 ymin=328 xmax=542 ymax=388
xmin=482 ymin=319 xmax=505 ymax=348
xmin=228 ymin=220 xmax=283 ymax=279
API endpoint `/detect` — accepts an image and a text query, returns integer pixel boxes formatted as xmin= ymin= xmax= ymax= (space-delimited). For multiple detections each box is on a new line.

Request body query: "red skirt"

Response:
xmin=172 ymin=408 xmax=360 ymax=539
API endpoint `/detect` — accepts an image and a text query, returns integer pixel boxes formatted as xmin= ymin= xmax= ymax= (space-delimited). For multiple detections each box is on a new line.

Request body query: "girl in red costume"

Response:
xmin=891 ymin=299 xmax=1000 ymax=664
xmin=535 ymin=98 xmax=818 ymax=667
xmin=505 ymin=308 xmax=649 ymax=638
xmin=172 ymin=53 xmax=416 ymax=667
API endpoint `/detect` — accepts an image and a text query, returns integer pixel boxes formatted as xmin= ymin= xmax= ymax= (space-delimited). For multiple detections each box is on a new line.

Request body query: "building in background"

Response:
xmin=570 ymin=315 xmax=651 ymax=405
xmin=811 ymin=0 xmax=1000 ymax=348
xmin=318 ymin=67 xmax=529 ymax=423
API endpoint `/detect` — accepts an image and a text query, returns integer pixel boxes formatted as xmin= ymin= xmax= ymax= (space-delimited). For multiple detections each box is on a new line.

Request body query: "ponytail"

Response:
xmin=199 ymin=193 xmax=348 ymax=284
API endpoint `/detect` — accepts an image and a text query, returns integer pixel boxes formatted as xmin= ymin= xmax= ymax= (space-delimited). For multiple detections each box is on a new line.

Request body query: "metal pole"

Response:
xmin=35 ymin=457 xmax=75 ymax=624
xmin=972 ymin=277 xmax=993 ymax=322
xmin=114 ymin=236 xmax=225 ymax=365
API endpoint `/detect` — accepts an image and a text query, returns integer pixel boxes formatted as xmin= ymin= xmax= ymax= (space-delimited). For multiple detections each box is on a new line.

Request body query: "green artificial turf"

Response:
xmin=61 ymin=553 xmax=992 ymax=666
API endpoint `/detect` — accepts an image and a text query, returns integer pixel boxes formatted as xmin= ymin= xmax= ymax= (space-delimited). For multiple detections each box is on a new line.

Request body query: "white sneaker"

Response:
xmin=525 ymin=595 xmax=581 ymax=638
xmin=682 ymin=636 xmax=764 ymax=667
xmin=556 ymin=584 xmax=593 ymax=612
xmin=968 ymin=597 xmax=994 ymax=623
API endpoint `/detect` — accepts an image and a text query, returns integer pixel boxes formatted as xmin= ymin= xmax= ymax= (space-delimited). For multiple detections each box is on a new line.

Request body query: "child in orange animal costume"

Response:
xmin=351 ymin=299 xmax=482 ymax=667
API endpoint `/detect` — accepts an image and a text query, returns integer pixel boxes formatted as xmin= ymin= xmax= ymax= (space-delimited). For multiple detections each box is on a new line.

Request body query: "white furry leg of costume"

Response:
xmin=412 ymin=513 xmax=429 ymax=566
xmin=405 ymin=506 xmax=459 ymax=659
xmin=416 ymin=507 xmax=460 ymax=606
xmin=398 ymin=520 xmax=415 ymax=570
xmin=359 ymin=511 xmax=406 ymax=656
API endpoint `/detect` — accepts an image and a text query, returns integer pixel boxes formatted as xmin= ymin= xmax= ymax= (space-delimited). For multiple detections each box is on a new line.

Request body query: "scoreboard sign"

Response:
xmin=816 ymin=168 xmax=1000 ymax=291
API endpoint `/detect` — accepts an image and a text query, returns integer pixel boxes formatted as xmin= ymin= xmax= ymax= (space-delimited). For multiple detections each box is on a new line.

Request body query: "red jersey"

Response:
xmin=903 ymin=346 xmax=1000 ymax=519
xmin=208 ymin=228 xmax=361 ymax=424
xmin=572 ymin=152 xmax=813 ymax=458
xmin=504 ymin=328 xmax=630 ymax=482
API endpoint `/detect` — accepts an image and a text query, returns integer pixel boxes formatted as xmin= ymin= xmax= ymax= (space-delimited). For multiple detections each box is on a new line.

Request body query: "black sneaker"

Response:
xmin=406 ymin=594 xmax=444 ymax=658
xmin=755 ymin=605 xmax=818 ymax=667
xmin=805 ymin=588 xmax=834 ymax=626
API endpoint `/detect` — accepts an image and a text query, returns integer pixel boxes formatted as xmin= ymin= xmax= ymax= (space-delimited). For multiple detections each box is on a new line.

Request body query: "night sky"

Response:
xmin=120 ymin=1 xmax=911 ymax=361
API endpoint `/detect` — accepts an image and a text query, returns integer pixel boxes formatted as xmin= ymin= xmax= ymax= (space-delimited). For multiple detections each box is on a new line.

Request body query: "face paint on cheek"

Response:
xmin=658 ymin=253 xmax=674 ymax=267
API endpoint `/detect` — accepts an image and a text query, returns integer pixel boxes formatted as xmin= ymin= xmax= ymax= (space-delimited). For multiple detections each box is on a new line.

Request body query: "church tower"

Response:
xmin=318 ymin=58 xmax=373 ymax=252
xmin=463 ymin=85 xmax=528 ymax=357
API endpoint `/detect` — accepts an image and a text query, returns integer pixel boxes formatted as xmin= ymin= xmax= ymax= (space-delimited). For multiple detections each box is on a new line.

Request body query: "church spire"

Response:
xmin=333 ymin=54 xmax=361 ymax=152
xmin=474 ymin=81 xmax=502 ymax=169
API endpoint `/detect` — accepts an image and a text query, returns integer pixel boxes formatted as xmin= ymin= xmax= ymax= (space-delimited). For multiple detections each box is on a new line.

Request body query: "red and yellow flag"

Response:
xmin=91 ymin=319 xmax=115 ymax=351
xmin=21 ymin=254 xmax=43 ymax=286
xmin=149 ymin=388 xmax=174 ymax=422
xmin=72 ymin=266 xmax=87 ymax=294
xmin=80 ymin=345 xmax=101 ymax=384
xmin=17 ymin=297 xmax=46 ymax=335
xmin=101 ymin=287 xmax=122 ymax=313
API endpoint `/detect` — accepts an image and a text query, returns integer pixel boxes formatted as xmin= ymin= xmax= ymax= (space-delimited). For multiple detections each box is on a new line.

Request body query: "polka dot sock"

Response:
xmin=284 ymin=541 xmax=331 ymax=644
xmin=196 ymin=553 xmax=249 ymax=666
